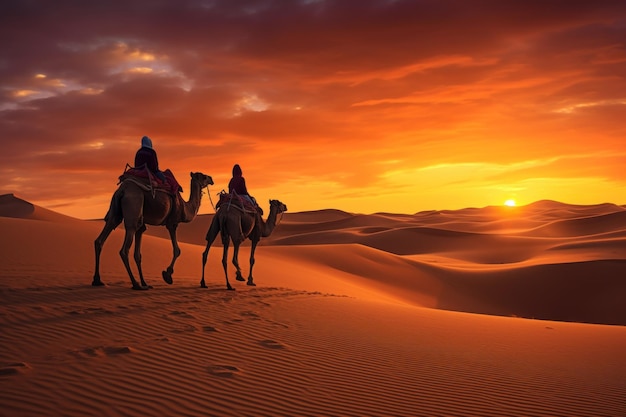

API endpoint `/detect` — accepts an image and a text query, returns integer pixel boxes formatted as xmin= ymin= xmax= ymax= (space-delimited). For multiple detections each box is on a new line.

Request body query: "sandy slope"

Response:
xmin=1 ymin=194 xmax=625 ymax=416
xmin=146 ymin=199 xmax=626 ymax=324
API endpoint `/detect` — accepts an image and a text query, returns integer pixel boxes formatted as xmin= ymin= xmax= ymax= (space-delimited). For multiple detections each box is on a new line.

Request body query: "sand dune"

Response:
xmin=1 ymin=194 xmax=625 ymax=417
xmin=0 ymin=193 xmax=78 ymax=222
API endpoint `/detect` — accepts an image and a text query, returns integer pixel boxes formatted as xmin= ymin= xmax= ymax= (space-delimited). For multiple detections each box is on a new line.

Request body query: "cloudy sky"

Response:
xmin=1 ymin=0 xmax=625 ymax=219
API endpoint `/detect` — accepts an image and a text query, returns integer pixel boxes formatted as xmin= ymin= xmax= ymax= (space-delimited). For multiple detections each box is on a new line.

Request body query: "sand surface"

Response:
xmin=1 ymin=193 xmax=625 ymax=416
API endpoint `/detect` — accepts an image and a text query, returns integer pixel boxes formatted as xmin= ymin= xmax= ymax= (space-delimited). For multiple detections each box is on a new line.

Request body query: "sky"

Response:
xmin=1 ymin=0 xmax=626 ymax=219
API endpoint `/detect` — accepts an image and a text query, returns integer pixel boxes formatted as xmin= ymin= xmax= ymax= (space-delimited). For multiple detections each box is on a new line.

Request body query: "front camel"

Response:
xmin=93 ymin=171 xmax=213 ymax=290
xmin=201 ymin=198 xmax=287 ymax=290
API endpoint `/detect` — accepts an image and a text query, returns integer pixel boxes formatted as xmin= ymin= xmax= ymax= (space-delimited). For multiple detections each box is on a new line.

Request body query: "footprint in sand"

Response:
xmin=71 ymin=347 xmax=102 ymax=358
xmin=222 ymin=318 xmax=244 ymax=325
xmin=68 ymin=307 xmax=113 ymax=315
xmin=0 ymin=362 xmax=31 ymax=376
xmin=71 ymin=346 xmax=132 ymax=358
xmin=169 ymin=311 xmax=195 ymax=319
xmin=169 ymin=324 xmax=197 ymax=334
xmin=208 ymin=365 xmax=240 ymax=378
xmin=240 ymin=311 xmax=261 ymax=320
xmin=259 ymin=339 xmax=286 ymax=349
xmin=102 ymin=346 xmax=132 ymax=356
xmin=202 ymin=326 xmax=218 ymax=332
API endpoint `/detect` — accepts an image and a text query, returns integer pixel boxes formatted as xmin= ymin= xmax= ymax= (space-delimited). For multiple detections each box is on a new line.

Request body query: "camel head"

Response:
xmin=269 ymin=199 xmax=288 ymax=214
xmin=190 ymin=172 xmax=214 ymax=188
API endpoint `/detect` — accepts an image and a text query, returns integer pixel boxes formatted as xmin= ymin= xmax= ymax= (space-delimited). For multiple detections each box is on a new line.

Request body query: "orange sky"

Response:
xmin=1 ymin=0 xmax=626 ymax=219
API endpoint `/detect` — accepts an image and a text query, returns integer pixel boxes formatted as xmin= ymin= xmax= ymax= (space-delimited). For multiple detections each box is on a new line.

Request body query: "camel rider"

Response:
xmin=228 ymin=164 xmax=257 ymax=207
xmin=135 ymin=136 xmax=167 ymax=183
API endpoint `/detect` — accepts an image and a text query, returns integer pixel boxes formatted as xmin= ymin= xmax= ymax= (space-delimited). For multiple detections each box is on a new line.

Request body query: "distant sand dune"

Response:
xmin=521 ymin=210 xmax=626 ymax=237
xmin=0 ymin=193 xmax=77 ymax=222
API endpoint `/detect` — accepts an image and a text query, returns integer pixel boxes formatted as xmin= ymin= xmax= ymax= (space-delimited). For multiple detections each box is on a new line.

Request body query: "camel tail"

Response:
xmin=104 ymin=188 xmax=124 ymax=227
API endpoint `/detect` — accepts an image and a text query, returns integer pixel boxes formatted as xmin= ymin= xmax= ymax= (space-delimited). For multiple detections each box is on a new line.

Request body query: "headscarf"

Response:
xmin=141 ymin=135 xmax=153 ymax=149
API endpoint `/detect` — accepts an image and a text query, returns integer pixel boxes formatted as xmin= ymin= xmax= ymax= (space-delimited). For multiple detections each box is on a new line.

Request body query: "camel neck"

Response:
xmin=181 ymin=180 xmax=202 ymax=222
xmin=261 ymin=206 xmax=279 ymax=237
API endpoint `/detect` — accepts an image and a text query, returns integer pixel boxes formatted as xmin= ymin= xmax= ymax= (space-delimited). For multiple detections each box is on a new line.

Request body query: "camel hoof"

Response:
xmin=247 ymin=281 xmax=256 ymax=287
xmin=132 ymin=285 xmax=151 ymax=291
xmin=227 ymin=286 xmax=236 ymax=291
xmin=162 ymin=271 xmax=173 ymax=285
xmin=200 ymin=283 xmax=208 ymax=288
xmin=235 ymin=276 xmax=245 ymax=282
xmin=91 ymin=280 xmax=105 ymax=287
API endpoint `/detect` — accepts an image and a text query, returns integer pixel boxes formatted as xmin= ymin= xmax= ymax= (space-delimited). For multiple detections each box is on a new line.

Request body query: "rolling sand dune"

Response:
xmin=0 ymin=193 xmax=78 ymax=223
xmin=1 ymin=193 xmax=625 ymax=416
xmin=521 ymin=210 xmax=626 ymax=238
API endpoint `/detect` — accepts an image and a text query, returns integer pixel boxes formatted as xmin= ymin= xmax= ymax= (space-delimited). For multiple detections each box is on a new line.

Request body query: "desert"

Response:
xmin=1 ymin=193 xmax=625 ymax=417
xmin=3 ymin=1 xmax=626 ymax=416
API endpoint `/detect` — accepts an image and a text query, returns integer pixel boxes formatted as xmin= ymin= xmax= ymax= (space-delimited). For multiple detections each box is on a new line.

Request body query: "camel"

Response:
xmin=201 ymin=197 xmax=287 ymax=290
xmin=92 ymin=171 xmax=214 ymax=290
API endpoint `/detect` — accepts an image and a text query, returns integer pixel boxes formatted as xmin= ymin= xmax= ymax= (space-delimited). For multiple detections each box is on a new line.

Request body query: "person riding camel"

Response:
xmin=135 ymin=136 xmax=167 ymax=183
xmin=132 ymin=135 xmax=183 ymax=194
xmin=228 ymin=164 xmax=258 ymax=207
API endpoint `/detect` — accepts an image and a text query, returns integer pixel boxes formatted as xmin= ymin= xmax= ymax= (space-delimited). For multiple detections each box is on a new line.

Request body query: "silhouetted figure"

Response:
xmin=228 ymin=164 xmax=257 ymax=206
xmin=135 ymin=136 xmax=166 ymax=183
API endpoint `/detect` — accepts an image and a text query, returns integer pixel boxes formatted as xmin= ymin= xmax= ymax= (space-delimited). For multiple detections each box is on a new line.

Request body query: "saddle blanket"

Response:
xmin=120 ymin=167 xmax=182 ymax=195
xmin=216 ymin=192 xmax=262 ymax=215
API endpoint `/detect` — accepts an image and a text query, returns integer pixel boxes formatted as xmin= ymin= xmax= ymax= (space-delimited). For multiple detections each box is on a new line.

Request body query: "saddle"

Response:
xmin=216 ymin=192 xmax=263 ymax=215
xmin=119 ymin=166 xmax=182 ymax=196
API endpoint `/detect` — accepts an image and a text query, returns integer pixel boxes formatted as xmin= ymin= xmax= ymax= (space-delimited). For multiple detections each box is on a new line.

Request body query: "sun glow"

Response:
xmin=504 ymin=199 xmax=516 ymax=207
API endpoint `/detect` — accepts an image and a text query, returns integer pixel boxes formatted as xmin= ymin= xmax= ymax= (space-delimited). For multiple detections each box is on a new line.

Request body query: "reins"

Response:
xmin=208 ymin=188 xmax=220 ymax=212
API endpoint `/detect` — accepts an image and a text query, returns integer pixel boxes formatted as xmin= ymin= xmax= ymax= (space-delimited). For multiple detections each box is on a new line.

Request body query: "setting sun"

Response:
xmin=504 ymin=199 xmax=517 ymax=207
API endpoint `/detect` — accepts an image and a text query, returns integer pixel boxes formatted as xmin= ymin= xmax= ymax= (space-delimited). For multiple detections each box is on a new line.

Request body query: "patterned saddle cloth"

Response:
xmin=216 ymin=192 xmax=263 ymax=215
xmin=119 ymin=167 xmax=182 ymax=196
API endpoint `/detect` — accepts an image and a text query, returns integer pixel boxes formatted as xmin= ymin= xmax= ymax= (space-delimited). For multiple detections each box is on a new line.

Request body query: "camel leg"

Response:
xmin=133 ymin=224 xmax=150 ymax=288
xmin=92 ymin=219 xmax=120 ymax=286
xmin=232 ymin=242 xmax=245 ymax=282
xmin=201 ymin=220 xmax=220 ymax=288
xmin=200 ymin=243 xmax=211 ymax=289
xmin=201 ymin=241 xmax=212 ymax=288
xmin=120 ymin=223 xmax=147 ymax=290
xmin=246 ymin=239 xmax=258 ymax=286
xmin=221 ymin=238 xmax=234 ymax=291
xmin=161 ymin=224 xmax=179 ymax=285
